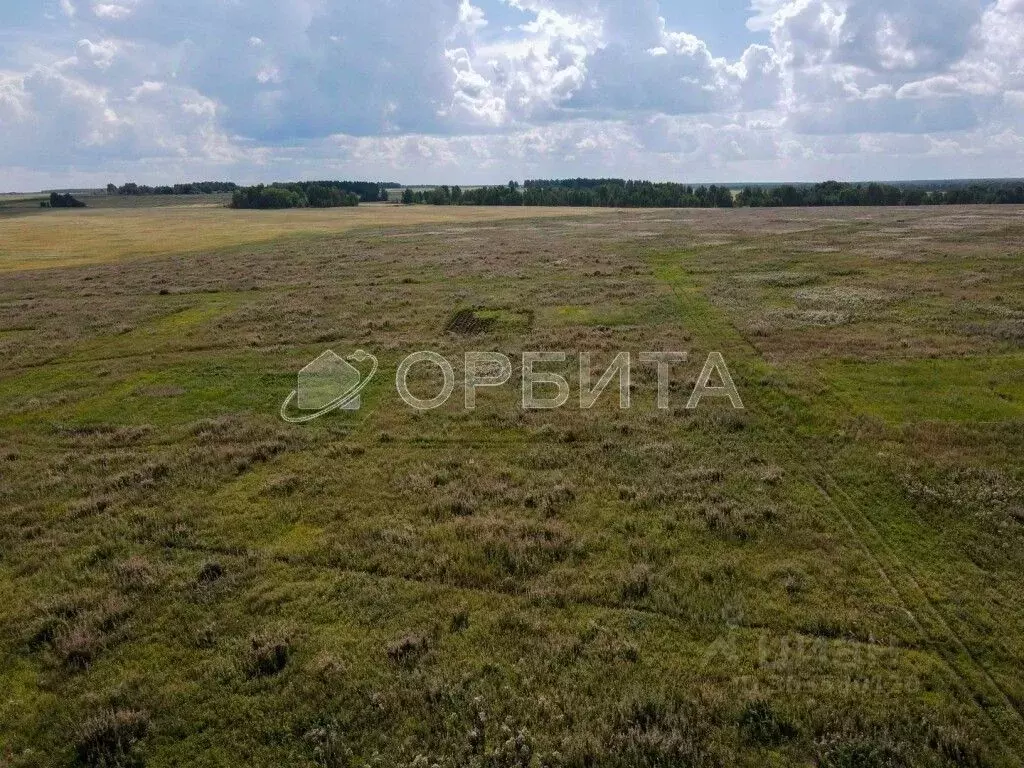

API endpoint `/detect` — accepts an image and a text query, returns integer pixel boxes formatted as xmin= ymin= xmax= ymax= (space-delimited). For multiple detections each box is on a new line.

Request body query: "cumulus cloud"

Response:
xmin=753 ymin=0 xmax=1018 ymax=136
xmin=75 ymin=38 xmax=120 ymax=70
xmin=447 ymin=8 xmax=599 ymax=125
xmin=457 ymin=0 xmax=488 ymax=35
xmin=444 ymin=0 xmax=784 ymax=125
xmin=0 ymin=0 xmax=1021 ymax=189
xmin=92 ymin=0 xmax=138 ymax=21
xmin=0 ymin=65 xmax=235 ymax=171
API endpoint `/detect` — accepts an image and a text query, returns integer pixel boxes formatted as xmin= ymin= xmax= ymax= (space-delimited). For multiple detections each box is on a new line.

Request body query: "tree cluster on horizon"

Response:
xmin=230 ymin=182 xmax=361 ymax=209
xmin=399 ymin=178 xmax=1024 ymax=208
xmin=111 ymin=180 xmax=400 ymax=203
xmin=401 ymin=180 xmax=735 ymax=207
xmin=45 ymin=192 xmax=86 ymax=208
xmin=737 ymin=180 xmax=1024 ymax=207
xmin=103 ymin=176 xmax=1024 ymax=209
xmin=108 ymin=181 xmax=239 ymax=196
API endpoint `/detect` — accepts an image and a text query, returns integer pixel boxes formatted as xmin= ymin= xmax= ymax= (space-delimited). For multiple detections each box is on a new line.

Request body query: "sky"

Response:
xmin=1 ymin=0 xmax=1023 ymax=190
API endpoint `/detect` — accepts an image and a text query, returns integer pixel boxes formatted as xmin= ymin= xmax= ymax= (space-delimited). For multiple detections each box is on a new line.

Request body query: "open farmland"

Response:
xmin=0 ymin=200 xmax=595 ymax=272
xmin=0 ymin=203 xmax=1023 ymax=766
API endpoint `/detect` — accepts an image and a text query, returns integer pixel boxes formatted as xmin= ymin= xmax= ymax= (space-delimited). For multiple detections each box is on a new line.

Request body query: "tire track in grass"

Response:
xmin=651 ymin=247 xmax=1024 ymax=764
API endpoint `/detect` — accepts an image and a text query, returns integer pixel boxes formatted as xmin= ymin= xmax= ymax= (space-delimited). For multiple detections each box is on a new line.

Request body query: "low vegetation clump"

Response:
xmin=74 ymin=709 xmax=150 ymax=767
xmin=244 ymin=633 xmax=293 ymax=677
xmin=46 ymin=191 xmax=87 ymax=208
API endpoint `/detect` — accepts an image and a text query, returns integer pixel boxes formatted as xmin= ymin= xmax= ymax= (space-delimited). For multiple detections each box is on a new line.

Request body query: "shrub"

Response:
xmin=113 ymin=556 xmax=155 ymax=591
xmin=621 ymin=563 xmax=653 ymax=601
xmin=738 ymin=699 xmax=797 ymax=746
xmin=450 ymin=607 xmax=470 ymax=633
xmin=387 ymin=633 xmax=430 ymax=666
xmin=49 ymin=192 xmax=87 ymax=208
xmin=245 ymin=633 xmax=292 ymax=677
xmin=197 ymin=561 xmax=225 ymax=584
xmin=74 ymin=709 xmax=149 ymax=767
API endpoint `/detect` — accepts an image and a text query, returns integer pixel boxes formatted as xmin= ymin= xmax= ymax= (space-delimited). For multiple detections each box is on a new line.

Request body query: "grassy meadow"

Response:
xmin=0 ymin=198 xmax=593 ymax=272
xmin=0 ymin=200 xmax=1023 ymax=766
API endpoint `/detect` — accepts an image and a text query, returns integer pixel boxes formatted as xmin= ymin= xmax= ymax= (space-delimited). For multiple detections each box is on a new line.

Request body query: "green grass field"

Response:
xmin=0 ymin=203 xmax=1022 ymax=766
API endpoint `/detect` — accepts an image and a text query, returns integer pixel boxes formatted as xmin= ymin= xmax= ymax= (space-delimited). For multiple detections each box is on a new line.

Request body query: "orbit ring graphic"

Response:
xmin=280 ymin=350 xmax=379 ymax=424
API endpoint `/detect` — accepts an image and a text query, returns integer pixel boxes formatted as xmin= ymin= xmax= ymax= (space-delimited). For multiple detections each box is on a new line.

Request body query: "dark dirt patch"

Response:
xmin=446 ymin=308 xmax=497 ymax=335
xmin=445 ymin=307 xmax=534 ymax=335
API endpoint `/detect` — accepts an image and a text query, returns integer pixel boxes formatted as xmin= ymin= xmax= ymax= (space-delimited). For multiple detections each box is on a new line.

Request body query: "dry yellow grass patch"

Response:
xmin=0 ymin=204 xmax=600 ymax=271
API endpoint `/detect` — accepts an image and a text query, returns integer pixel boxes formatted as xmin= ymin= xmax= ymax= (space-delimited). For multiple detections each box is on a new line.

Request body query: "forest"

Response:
xmin=400 ymin=178 xmax=1024 ymax=208
xmin=106 ymin=177 xmax=1024 ymax=209
xmin=230 ymin=182 xmax=361 ymax=209
xmin=736 ymin=179 xmax=1024 ymax=206
xmin=402 ymin=180 xmax=734 ymax=207
xmin=113 ymin=180 xmax=398 ymax=203
xmin=108 ymin=182 xmax=239 ymax=196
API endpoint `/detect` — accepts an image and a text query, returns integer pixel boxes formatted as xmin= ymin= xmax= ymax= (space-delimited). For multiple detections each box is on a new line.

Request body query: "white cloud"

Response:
xmin=256 ymin=66 xmax=282 ymax=85
xmin=446 ymin=2 xmax=783 ymax=123
xmin=0 ymin=65 xmax=235 ymax=172
xmin=457 ymin=0 xmax=488 ymax=35
xmin=92 ymin=1 xmax=137 ymax=21
xmin=0 ymin=74 xmax=30 ymax=125
xmin=446 ymin=8 xmax=598 ymax=125
xmin=756 ymin=0 xmax=1015 ymax=136
xmin=75 ymin=39 xmax=120 ymax=70
xmin=0 ymin=0 xmax=1022 ymax=189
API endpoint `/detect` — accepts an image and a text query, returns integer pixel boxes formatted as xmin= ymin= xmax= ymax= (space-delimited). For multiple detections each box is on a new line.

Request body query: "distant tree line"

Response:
xmin=230 ymin=182 xmax=362 ymax=209
xmin=313 ymin=181 xmax=399 ymax=203
xmin=259 ymin=180 xmax=398 ymax=203
xmin=736 ymin=180 xmax=1024 ymax=207
xmin=401 ymin=180 xmax=734 ymax=207
xmin=101 ymin=177 xmax=1024 ymax=209
xmin=44 ymin=192 xmax=86 ymax=208
xmin=108 ymin=182 xmax=239 ymax=196
xmin=399 ymin=178 xmax=1024 ymax=208
xmin=108 ymin=180 xmax=399 ymax=203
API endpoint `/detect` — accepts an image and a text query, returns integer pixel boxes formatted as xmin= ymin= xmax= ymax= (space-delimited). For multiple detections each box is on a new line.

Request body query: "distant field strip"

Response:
xmin=0 ymin=205 xmax=598 ymax=271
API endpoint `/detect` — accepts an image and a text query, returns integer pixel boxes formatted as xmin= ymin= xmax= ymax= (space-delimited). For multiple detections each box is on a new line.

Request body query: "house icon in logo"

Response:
xmin=280 ymin=349 xmax=378 ymax=424
xmin=297 ymin=351 xmax=363 ymax=412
